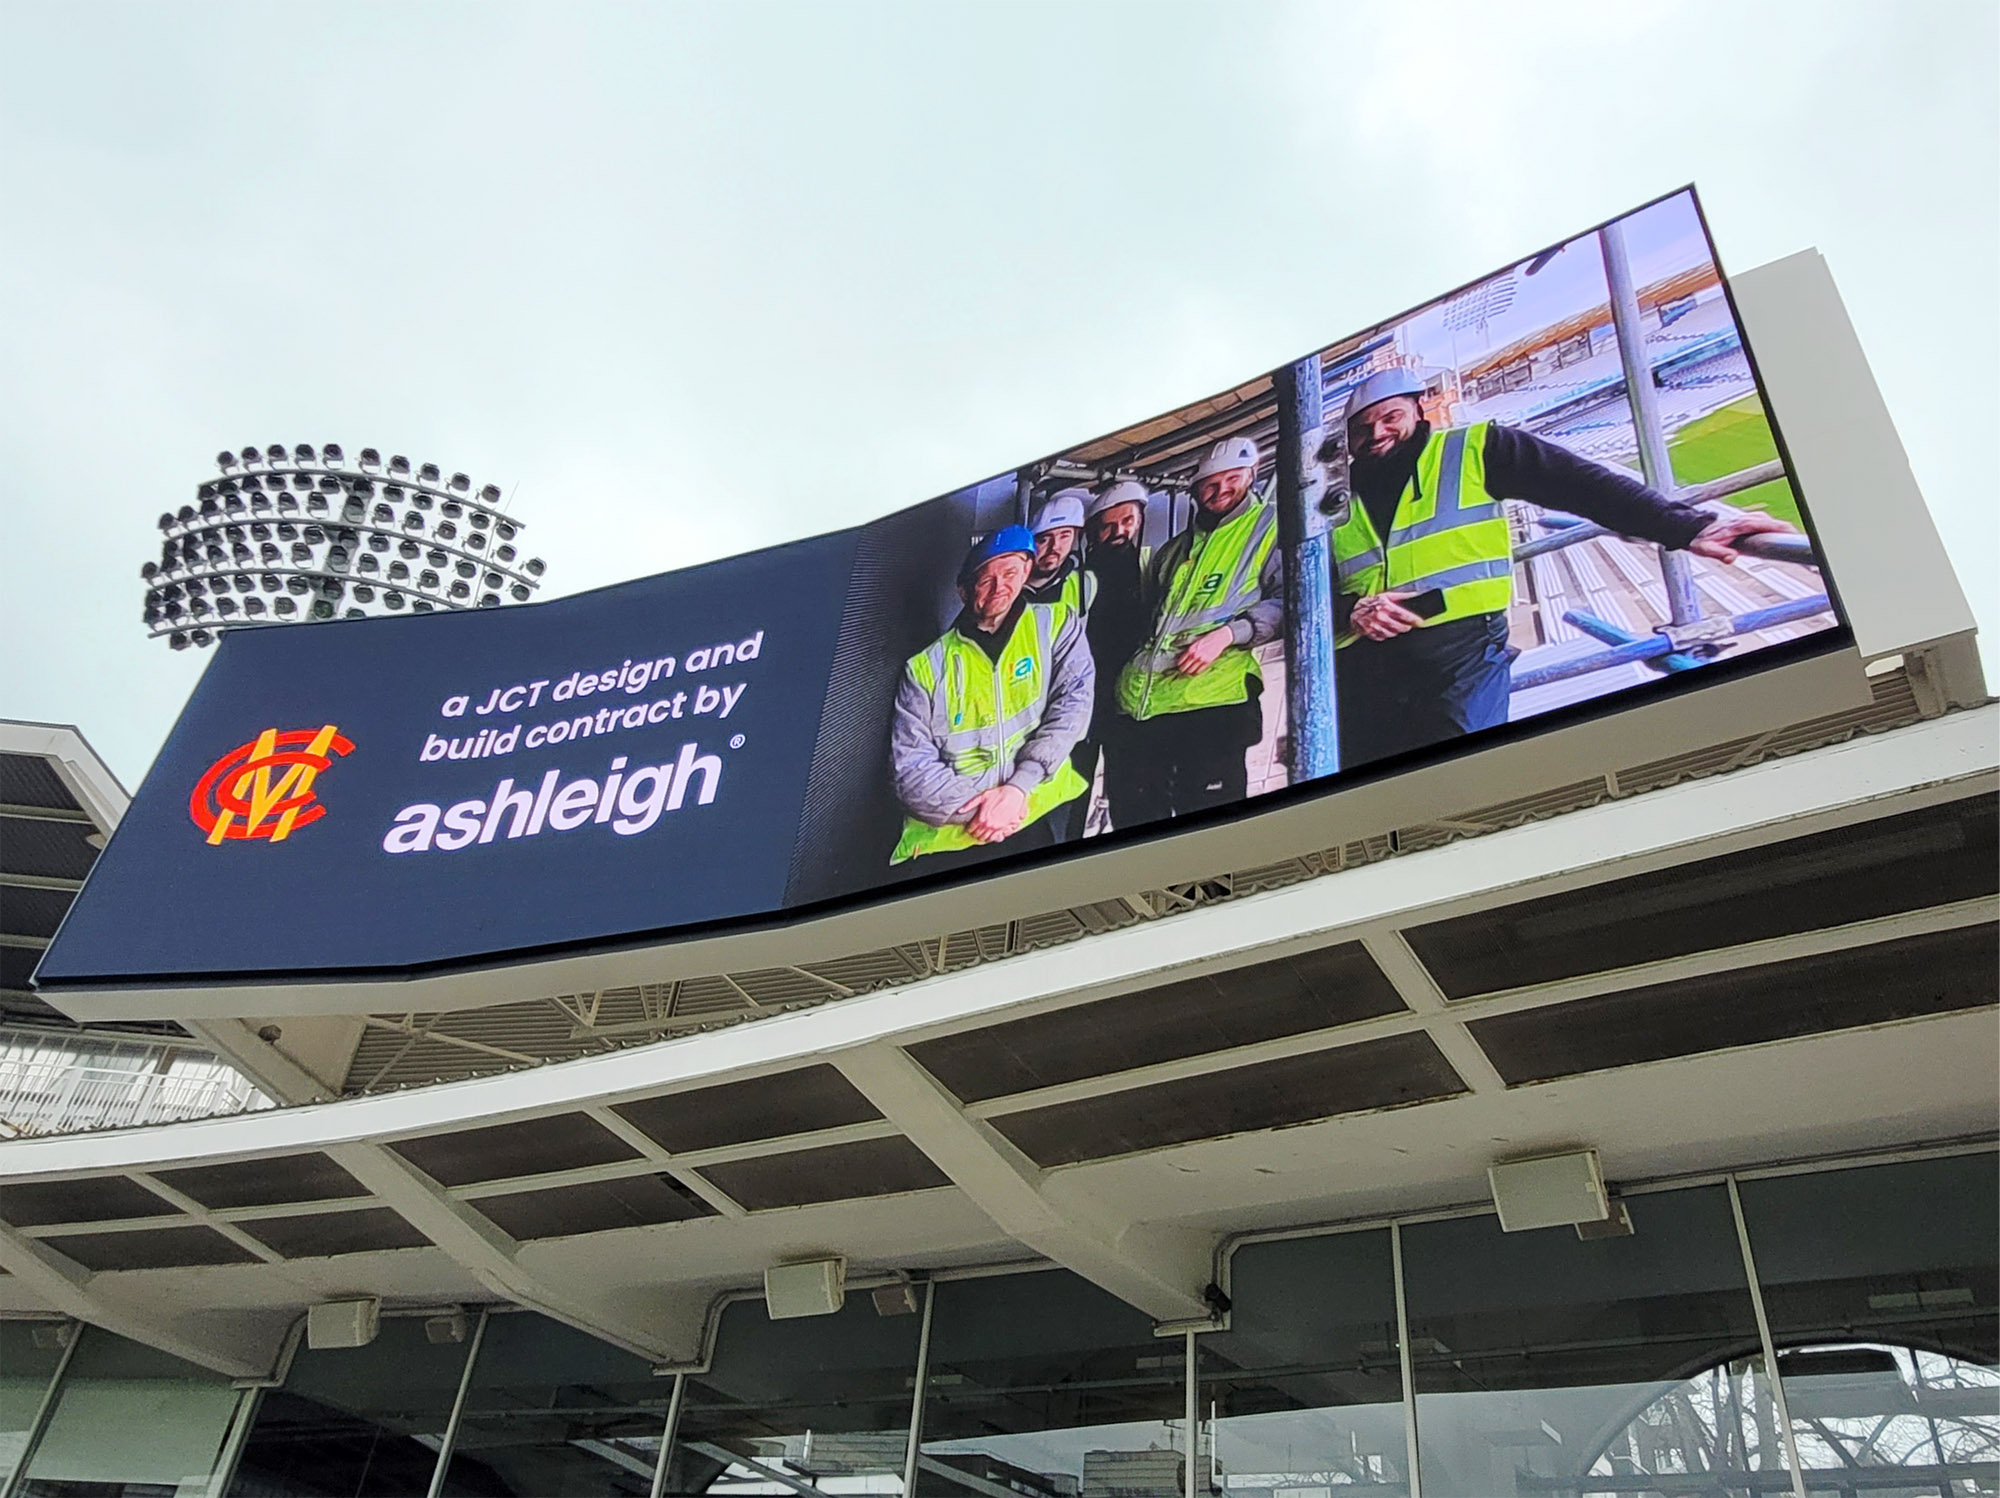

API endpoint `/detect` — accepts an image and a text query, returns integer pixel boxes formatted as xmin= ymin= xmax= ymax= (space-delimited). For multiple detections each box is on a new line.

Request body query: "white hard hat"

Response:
xmin=1031 ymin=488 xmax=1089 ymax=535
xmin=1087 ymin=479 xmax=1149 ymax=521
xmin=1194 ymin=436 xmax=1260 ymax=482
xmin=1341 ymin=367 xmax=1427 ymax=427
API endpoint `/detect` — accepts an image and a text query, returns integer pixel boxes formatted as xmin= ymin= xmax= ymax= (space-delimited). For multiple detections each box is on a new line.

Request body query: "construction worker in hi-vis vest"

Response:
xmin=890 ymin=526 xmax=1093 ymax=867
xmin=1021 ymin=488 xmax=1097 ymax=843
xmin=1023 ymin=487 xmax=1096 ymax=628
xmin=1330 ymin=367 xmax=1800 ymax=768
xmin=1113 ymin=437 xmax=1284 ymax=824
xmin=1075 ymin=479 xmax=1153 ymax=827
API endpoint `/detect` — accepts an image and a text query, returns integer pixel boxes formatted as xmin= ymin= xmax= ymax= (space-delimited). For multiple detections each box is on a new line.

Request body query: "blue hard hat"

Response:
xmin=958 ymin=524 xmax=1036 ymax=584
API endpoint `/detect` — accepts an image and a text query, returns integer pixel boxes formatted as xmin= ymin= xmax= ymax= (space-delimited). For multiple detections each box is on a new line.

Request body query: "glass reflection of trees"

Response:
xmin=1581 ymin=1344 xmax=1998 ymax=1497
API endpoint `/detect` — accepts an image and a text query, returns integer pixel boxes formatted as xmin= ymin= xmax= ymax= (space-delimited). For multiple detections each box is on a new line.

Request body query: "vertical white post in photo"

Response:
xmin=1601 ymin=216 xmax=1702 ymax=627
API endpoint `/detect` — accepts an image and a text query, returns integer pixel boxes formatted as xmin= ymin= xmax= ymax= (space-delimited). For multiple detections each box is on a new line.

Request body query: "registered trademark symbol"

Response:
xmin=729 ymin=734 xmax=745 ymax=749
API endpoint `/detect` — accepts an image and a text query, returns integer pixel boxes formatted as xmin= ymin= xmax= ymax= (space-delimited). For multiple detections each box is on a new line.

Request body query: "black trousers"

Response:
xmin=1111 ymin=682 xmax=1264 ymax=827
xmin=1337 ymin=612 xmax=1515 ymax=769
xmin=1070 ymin=712 xmax=1140 ymax=836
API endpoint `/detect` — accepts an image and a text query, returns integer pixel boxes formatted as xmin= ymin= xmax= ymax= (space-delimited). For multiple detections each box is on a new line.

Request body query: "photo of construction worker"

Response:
xmin=888 ymin=525 xmax=1093 ymax=869
xmin=1110 ymin=437 xmax=1283 ymax=822
xmin=1311 ymin=185 xmax=1831 ymax=769
xmin=1329 ymin=366 xmax=1796 ymax=767
xmin=1021 ymin=489 xmax=1095 ymax=840
xmin=1024 ymin=488 xmax=1094 ymax=622
xmin=1076 ymin=479 xmax=1152 ymax=828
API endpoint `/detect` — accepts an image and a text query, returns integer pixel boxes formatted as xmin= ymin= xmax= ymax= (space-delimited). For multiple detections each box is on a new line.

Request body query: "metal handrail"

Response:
xmin=0 ymin=1030 xmax=271 ymax=1137
xmin=1514 ymin=460 xmax=1800 ymax=564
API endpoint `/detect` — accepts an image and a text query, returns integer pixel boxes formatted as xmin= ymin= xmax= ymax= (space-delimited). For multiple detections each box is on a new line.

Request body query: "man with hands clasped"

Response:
xmin=890 ymin=526 xmax=1093 ymax=868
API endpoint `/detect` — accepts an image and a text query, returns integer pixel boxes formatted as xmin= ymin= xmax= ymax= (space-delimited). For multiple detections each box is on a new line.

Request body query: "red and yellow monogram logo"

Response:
xmin=189 ymin=725 xmax=354 ymax=845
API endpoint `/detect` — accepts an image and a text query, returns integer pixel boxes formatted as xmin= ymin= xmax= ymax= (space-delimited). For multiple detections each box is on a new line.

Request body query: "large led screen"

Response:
xmin=38 ymin=188 xmax=1846 ymax=989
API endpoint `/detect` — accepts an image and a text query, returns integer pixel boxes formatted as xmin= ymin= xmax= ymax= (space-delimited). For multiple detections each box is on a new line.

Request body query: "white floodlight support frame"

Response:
xmin=142 ymin=445 xmax=545 ymax=647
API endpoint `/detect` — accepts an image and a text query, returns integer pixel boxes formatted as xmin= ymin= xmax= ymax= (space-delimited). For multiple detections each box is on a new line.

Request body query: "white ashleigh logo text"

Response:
xmin=382 ymin=744 xmax=721 ymax=855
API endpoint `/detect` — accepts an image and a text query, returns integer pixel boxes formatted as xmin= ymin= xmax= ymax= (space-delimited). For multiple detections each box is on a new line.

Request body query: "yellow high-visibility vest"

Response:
xmin=1115 ymin=496 xmax=1275 ymax=720
xmin=1332 ymin=424 xmax=1514 ymax=644
xmin=892 ymin=605 xmax=1088 ymax=863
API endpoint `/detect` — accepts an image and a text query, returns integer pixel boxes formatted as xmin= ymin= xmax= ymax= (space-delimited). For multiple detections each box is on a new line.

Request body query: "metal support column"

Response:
xmin=900 ymin=1280 xmax=936 ymax=1497
xmin=207 ymin=1383 xmax=265 ymax=1497
xmin=1391 ymin=1224 xmax=1422 ymax=1498
xmin=649 ymin=1372 xmax=688 ymax=1498
xmin=1600 ymin=218 xmax=1702 ymax=626
xmin=0 ymin=1322 xmax=81 ymax=1498
xmin=1274 ymin=355 xmax=1339 ymax=781
xmin=426 ymin=1309 xmax=490 ymax=1498
xmin=1183 ymin=1329 xmax=1199 ymax=1498
xmin=1728 ymin=1177 xmax=1810 ymax=1498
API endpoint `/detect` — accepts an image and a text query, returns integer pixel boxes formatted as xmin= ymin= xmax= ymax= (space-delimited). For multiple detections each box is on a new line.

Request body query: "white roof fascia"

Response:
xmin=0 ymin=719 xmax=128 ymax=833
xmin=1730 ymin=249 xmax=1986 ymax=698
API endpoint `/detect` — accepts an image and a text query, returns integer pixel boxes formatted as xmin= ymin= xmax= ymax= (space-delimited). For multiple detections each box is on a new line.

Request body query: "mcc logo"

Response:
xmin=189 ymin=725 xmax=354 ymax=844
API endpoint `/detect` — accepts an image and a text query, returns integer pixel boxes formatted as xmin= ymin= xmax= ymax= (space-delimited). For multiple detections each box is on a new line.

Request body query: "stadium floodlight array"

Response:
xmin=140 ymin=444 xmax=548 ymax=650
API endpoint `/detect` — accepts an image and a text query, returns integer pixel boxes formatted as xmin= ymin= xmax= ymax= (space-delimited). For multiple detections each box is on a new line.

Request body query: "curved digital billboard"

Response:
xmin=36 ymin=188 xmax=1847 ymax=990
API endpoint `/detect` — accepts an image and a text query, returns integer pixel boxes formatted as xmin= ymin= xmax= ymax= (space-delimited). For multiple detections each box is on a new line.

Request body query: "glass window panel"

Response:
xmin=20 ymin=1327 xmax=245 ymax=1497
xmin=227 ymin=1314 xmax=474 ymax=1497
xmin=1739 ymin=1153 xmax=2000 ymax=1496
xmin=1202 ymin=1230 xmax=1408 ymax=1498
xmin=1403 ymin=1187 xmax=1785 ymax=1498
xmin=440 ymin=1311 xmax=673 ymax=1495
xmin=917 ymin=1269 xmax=1187 ymax=1498
xmin=0 ymin=1323 xmax=67 ymax=1487
xmin=665 ymin=1293 xmax=923 ymax=1496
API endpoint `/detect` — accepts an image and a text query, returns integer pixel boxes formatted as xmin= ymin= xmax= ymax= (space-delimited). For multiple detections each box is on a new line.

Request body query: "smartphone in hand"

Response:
xmin=1403 ymin=588 xmax=1448 ymax=620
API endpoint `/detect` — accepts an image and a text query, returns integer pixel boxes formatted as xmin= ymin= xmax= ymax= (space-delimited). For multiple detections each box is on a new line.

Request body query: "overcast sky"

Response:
xmin=2 ymin=1 xmax=1993 ymax=788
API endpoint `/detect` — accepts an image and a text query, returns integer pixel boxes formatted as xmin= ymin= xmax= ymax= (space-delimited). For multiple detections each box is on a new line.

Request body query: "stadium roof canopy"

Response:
xmin=0 ymin=721 xmax=147 ymax=1033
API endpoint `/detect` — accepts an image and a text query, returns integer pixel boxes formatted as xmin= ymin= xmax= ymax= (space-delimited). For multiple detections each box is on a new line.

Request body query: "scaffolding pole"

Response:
xmin=1274 ymin=355 xmax=1339 ymax=781
xmin=1510 ymin=593 xmax=1832 ymax=692
xmin=1600 ymin=218 xmax=1704 ymax=627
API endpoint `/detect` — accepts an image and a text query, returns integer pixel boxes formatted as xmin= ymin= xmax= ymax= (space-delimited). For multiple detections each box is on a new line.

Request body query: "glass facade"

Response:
xmin=16 ymin=1326 xmax=246 ymax=1497
xmin=441 ymin=1311 xmax=673 ymax=1495
xmin=228 ymin=1312 xmax=475 ymax=1496
xmin=1201 ymin=1230 xmax=1408 ymax=1498
xmin=0 ymin=1322 xmax=70 ymax=1490
xmin=1402 ymin=1185 xmax=1785 ymax=1498
xmin=1739 ymin=1155 xmax=2000 ymax=1497
xmin=667 ymin=1293 xmax=924 ymax=1496
xmin=918 ymin=1269 xmax=1186 ymax=1497
xmin=4 ymin=1150 xmax=1992 ymax=1498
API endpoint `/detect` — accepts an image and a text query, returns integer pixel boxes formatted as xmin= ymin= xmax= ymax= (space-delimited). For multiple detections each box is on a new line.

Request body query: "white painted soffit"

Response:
xmin=0 ymin=718 xmax=128 ymax=831
xmin=3 ymin=704 xmax=1992 ymax=1182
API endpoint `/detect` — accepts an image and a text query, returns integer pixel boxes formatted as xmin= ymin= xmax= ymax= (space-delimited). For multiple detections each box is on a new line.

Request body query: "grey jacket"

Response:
xmin=891 ymin=603 xmax=1095 ymax=827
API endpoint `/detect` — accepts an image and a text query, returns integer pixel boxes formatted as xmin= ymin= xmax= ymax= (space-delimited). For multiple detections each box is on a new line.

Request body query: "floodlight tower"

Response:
xmin=140 ymin=445 xmax=548 ymax=649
